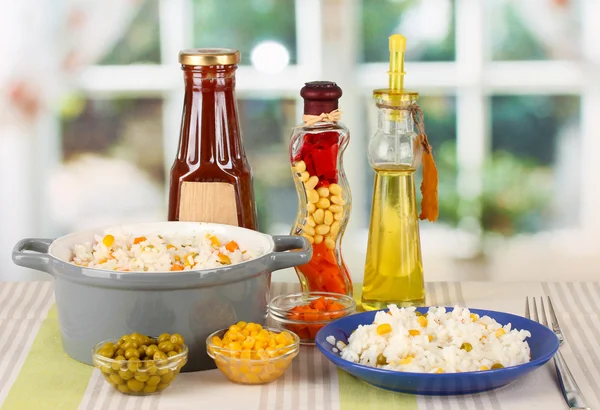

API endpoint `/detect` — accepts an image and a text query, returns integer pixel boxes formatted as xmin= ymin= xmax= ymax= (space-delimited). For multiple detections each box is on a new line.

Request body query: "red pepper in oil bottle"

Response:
xmin=168 ymin=49 xmax=258 ymax=230
xmin=290 ymin=81 xmax=352 ymax=296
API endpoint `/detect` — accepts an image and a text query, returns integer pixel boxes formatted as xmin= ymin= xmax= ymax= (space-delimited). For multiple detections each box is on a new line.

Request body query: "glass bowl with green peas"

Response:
xmin=92 ymin=332 xmax=188 ymax=395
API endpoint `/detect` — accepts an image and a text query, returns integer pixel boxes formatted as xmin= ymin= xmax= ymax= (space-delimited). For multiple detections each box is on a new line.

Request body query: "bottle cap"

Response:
xmin=300 ymin=81 xmax=343 ymax=116
xmin=179 ymin=48 xmax=240 ymax=66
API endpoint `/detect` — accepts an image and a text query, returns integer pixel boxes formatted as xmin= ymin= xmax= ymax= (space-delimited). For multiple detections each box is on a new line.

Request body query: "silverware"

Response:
xmin=525 ymin=296 xmax=590 ymax=410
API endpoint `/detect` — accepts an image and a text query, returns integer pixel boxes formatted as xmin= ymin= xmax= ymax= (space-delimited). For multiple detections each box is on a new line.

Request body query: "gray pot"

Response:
xmin=12 ymin=222 xmax=311 ymax=372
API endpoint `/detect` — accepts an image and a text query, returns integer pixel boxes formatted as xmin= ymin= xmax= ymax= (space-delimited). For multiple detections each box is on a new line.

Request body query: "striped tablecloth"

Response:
xmin=0 ymin=281 xmax=599 ymax=410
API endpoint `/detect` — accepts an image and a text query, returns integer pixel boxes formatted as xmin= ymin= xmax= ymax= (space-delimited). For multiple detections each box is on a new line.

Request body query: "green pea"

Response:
xmin=146 ymin=375 xmax=161 ymax=386
xmin=170 ymin=334 xmax=185 ymax=345
xmin=125 ymin=348 xmax=140 ymax=360
xmin=376 ymin=354 xmax=387 ymax=366
xmin=127 ymin=378 xmax=145 ymax=392
xmin=116 ymin=349 xmax=125 ymax=357
xmin=134 ymin=372 xmax=150 ymax=382
xmin=153 ymin=351 xmax=168 ymax=361
xmin=117 ymin=384 xmax=130 ymax=393
xmin=160 ymin=371 xmax=174 ymax=384
xmin=146 ymin=366 xmax=158 ymax=375
xmin=118 ymin=370 xmax=134 ymax=380
xmin=128 ymin=358 xmax=141 ymax=372
xmin=109 ymin=374 xmax=124 ymax=385
xmin=491 ymin=363 xmax=504 ymax=369
xmin=157 ymin=333 xmax=171 ymax=343
xmin=157 ymin=368 xmax=170 ymax=376
xmin=98 ymin=346 xmax=115 ymax=358
xmin=143 ymin=385 xmax=157 ymax=393
xmin=460 ymin=343 xmax=473 ymax=352
xmin=158 ymin=341 xmax=174 ymax=353
xmin=100 ymin=365 xmax=113 ymax=374
xmin=167 ymin=351 xmax=178 ymax=358
xmin=145 ymin=345 xmax=158 ymax=358
xmin=138 ymin=345 xmax=147 ymax=357
xmin=156 ymin=383 xmax=170 ymax=391
xmin=122 ymin=341 xmax=139 ymax=351
xmin=112 ymin=356 xmax=126 ymax=371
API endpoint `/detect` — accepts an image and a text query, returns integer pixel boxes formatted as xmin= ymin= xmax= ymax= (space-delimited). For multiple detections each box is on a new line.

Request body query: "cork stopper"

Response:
xmin=300 ymin=81 xmax=343 ymax=116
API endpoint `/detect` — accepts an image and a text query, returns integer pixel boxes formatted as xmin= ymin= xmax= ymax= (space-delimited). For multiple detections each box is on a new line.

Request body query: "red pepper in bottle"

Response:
xmin=289 ymin=81 xmax=352 ymax=296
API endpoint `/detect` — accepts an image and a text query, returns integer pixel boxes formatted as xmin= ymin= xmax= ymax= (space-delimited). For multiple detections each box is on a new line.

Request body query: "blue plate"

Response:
xmin=315 ymin=307 xmax=559 ymax=395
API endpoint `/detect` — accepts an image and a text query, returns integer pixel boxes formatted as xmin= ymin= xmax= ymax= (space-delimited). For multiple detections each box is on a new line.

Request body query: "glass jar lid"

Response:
xmin=179 ymin=48 xmax=240 ymax=66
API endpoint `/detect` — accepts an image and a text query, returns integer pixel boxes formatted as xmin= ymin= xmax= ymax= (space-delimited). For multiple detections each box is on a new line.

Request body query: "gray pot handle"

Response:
xmin=268 ymin=235 xmax=312 ymax=272
xmin=12 ymin=238 xmax=54 ymax=274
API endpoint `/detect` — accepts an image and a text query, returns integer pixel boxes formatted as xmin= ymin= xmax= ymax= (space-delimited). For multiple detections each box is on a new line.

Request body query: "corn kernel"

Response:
xmin=470 ymin=313 xmax=479 ymax=322
xmin=242 ymin=337 xmax=255 ymax=350
xmin=307 ymin=203 xmax=316 ymax=213
xmin=240 ymin=349 xmax=252 ymax=359
xmin=313 ymin=209 xmax=325 ymax=224
xmin=495 ymin=328 xmax=505 ymax=337
xmin=317 ymin=187 xmax=330 ymax=198
xmin=329 ymin=183 xmax=342 ymax=196
xmin=325 ymin=237 xmax=335 ymax=250
xmin=480 ymin=365 xmax=489 ymax=371
xmin=299 ymin=171 xmax=310 ymax=182
xmin=324 ymin=210 xmax=334 ymax=225
xmin=102 ymin=234 xmax=115 ymax=247
xmin=330 ymin=221 xmax=341 ymax=237
xmin=207 ymin=234 xmax=220 ymax=247
xmin=306 ymin=216 xmax=316 ymax=227
xmin=330 ymin=195 xmax=345 ymax=205
xmin=218 ymin=253 xmax=231 ymax=265
xmin=376 ymin=323 xmax=392 ymax=335
xmin=314 ymin=234 xmax=324 ymax=244
xmin=428 ymin=335 xmax=434 ymax=342
xmin=418 ymin=316 xmax=428 ymax=327
xmin=400 ymin=356 xmax=413 ymax=365
xmin=229 ymin=324 xmax=241 ymax=333
xmin=228 ymin=342 xmax=242 ymax=351
xmin=242 ymin=329 xmax=250 ymax=337
xmin=304 ymin=176 xmax=319 ymax=190
xmin=334 ymin=212 xmax=343 ymax=221
xmin=275 ymin=333 xmax=287 ymax=345
xmin=316 ymin=197 xmax=330 ymax=209
xmin=211 ymin=336 xmax=223 ymax=347
xmin=408 ymin=329 xmax=420 ymax=336
xmin=306 ymin=189 xmax=319 ymax=203
xmin=315 ymin=224 xmax=330 ymax=235
xmin=294 ymin=160 xmax=306 ymax=173
xmin=435 ymin=368 xmax=443 ymax=373
xmin=329 ymin=204 xmax=343 ymax=213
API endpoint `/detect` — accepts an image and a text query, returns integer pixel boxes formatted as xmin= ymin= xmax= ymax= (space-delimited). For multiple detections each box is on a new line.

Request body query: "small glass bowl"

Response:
xmin=206 ymin=327 xmax=300 ymax=385
xmin=92 ymin=338 xmax=188 ymax=395
xmin=269 ymin=292 xmax=356 ymax=344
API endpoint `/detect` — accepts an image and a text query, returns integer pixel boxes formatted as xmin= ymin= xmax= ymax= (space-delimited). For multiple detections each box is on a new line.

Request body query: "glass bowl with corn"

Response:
xmin=206 ymin=322 xmax=300 ymax=385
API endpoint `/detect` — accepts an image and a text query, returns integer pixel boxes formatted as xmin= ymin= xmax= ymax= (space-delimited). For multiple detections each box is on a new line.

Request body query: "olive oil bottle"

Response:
xmin=362 ymin=166 xmax=424 ymax=310
xmin=362 ymin=34 xmax=432 ymax=310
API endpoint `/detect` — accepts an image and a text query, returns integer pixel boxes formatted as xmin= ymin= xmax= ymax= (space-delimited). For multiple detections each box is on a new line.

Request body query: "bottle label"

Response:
xmin=178 ymin=182 xmax=239 ymax=226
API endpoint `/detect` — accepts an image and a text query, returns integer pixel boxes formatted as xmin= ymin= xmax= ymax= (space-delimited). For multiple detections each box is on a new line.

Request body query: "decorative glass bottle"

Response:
xmin=362 ymin=35 xmax=438 ymax=310
xmin=289 ymin=81 xmax=352 ymax=296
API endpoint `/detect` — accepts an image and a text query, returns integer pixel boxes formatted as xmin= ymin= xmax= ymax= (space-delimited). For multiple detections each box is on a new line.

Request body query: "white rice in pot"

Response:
xmin=327 ymin=306 xmax=531 ymax=373
xmin=71 ymin=230 xmax=258 ymax=272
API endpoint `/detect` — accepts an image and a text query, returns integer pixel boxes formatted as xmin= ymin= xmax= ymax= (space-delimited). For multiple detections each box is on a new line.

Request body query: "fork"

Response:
xmin=526 ymin=296 xmax=590 ymax=410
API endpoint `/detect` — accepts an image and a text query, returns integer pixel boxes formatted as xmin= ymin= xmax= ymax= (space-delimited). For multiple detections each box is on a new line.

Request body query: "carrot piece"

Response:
xmin=225 ymin=241 xmax=239 ymax=252
xmin=133 ymin=236 xmax=146 ymax=244
xmin=324 ymin=250 xmax=337 ymax=265
xmin=170 ymin=264 xmax=184 ymax=271
xmin=313 ymin=297 xmax=327 ymax=312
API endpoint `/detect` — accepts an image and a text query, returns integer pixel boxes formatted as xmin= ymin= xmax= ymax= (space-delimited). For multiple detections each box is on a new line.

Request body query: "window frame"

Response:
xmin=46 ymin=0 xmax=600 ymax=240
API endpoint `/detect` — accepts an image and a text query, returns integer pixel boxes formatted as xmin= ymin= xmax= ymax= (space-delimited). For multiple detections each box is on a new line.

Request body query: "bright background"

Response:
xmin=2 ymin=0 xmax=599 ymax=282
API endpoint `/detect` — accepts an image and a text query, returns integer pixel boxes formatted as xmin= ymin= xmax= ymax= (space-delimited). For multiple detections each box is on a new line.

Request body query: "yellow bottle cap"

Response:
xmin=388 ymin=34 xmax=406 ymax=92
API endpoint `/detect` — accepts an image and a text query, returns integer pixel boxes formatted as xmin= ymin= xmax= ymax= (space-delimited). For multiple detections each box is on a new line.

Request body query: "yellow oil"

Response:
xmin=362 ymin=165 xmax=425 ymax=310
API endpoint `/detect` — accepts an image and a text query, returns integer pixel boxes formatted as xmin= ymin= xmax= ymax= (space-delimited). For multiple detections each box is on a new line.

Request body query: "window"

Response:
xmin=45 ymin=0 xmax=600 ymax=282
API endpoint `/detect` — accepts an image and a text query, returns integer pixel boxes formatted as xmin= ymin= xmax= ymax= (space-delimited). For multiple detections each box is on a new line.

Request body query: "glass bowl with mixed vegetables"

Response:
xmin=269 ymin=292 xmax=356 ymax=344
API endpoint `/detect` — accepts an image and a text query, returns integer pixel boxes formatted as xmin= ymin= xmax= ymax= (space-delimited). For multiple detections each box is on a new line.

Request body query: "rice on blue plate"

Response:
xmin=327 ymin=306 xmax=531 ymax=373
